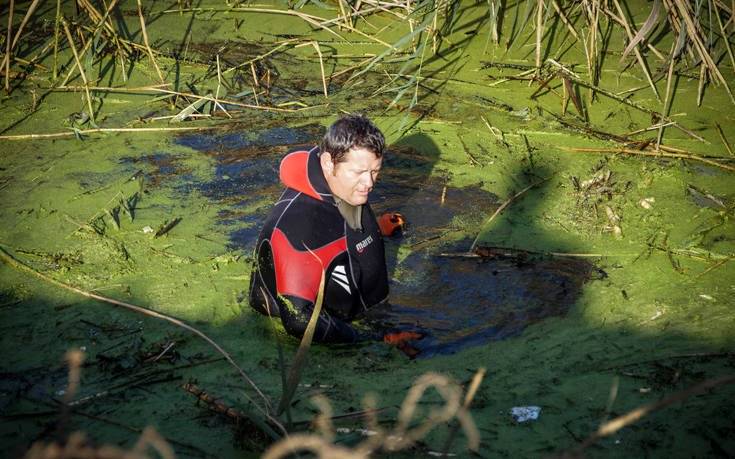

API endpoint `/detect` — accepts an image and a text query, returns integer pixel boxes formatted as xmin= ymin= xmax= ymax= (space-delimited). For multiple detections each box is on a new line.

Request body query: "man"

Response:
xmin=249 ymin=114 xmax=412 ymax=344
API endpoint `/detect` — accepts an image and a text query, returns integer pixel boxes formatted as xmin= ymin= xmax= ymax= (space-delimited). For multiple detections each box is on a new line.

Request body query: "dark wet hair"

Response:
xmin=320 ymin=113 xmax=385 ymax=164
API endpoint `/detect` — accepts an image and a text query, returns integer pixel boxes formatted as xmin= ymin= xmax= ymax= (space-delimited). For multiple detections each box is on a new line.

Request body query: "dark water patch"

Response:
xmin=174 ymin=124 xmax=322 ymax=152
xmin=118 ymin=152 xmax=193 ymax=189
xmin=687 ymin=184 xmax=729 ymax=210
xmin=170 ymin=125 xmax=324 ymax=249
xmin=377 ymin=250 xmax=599 ymax=358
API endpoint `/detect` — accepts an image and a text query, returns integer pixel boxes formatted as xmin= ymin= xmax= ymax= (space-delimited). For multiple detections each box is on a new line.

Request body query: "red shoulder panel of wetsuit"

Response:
xmin=279 ymin=151 xmax=322 ymax=201
xmin=271 ymin=228 xmax=347 ymax=303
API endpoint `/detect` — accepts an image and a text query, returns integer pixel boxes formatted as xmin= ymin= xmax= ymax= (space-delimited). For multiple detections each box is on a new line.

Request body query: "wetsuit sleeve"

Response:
xmin=276 ymin=294 xmax=372 ymax=343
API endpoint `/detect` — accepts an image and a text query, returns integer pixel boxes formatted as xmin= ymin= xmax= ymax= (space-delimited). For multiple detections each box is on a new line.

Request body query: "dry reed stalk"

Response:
xmin=0 ymin=125 xmax=216 ymax=141
xmin=4 ymin=0 xmax=14 ymax=93
xmin=715 ymin=122 xmax=733 ymax=155
xmin=535 ymin=0 xmax=544 ymax=73
xmin=441 ymin=368 xmax=486 ymax=455
xmin=77 ymin=0 xmax=118 ymax=40
xmin=277 ymin=255 xmax=326 ymax=415
xmin=672 ymin=0 xmax=735 ymax=103
xmin=0 ymin=245 xmax=283 ymax=431
xmin=222 ymin=39 xmax=298 ymax=76
xmin=136 ymin=0 xmax=166 ymax=84
xmin=715 ymin=1 xmax=735 ymax=73
xmin=612 ymin=0 xmax=661 ymax=101
xmin=231 ymin=6 xmax=393 ymax=48
xmin=213 ymin=55 xmax=231 ymax=118
xmin=656 ymin=45 xmax=677 ymax=150
xmin=53 ymin=0 xmax=61 ymax=80
xmin=321 ymin=3 xmax=407 ymax=26
xmin=59 ymin=0 xmax=124 ymax=87
xmin=249 ymin=62 xmax=259 ymax=88
xmin=551 ymin=0 xmax=580 ymax=40
xmin=560 ymin=375 xmax=735 ymax=457
xmin=295 ymin=41 xmax=328 ymax=97
xmin=61 ymin=19 xmax=96 ymax=126
xmin=337 ymin=0 xmax=351 ymax=29
xmin=57 ymin=84 xmax=301 ymax=112
xmin=562 ymin=147 xmax=735 ymax=172
xmin=0 ymin=0 xmax=43 ymax=75
xmin=697 ymin=61 xmax=707 ymax=106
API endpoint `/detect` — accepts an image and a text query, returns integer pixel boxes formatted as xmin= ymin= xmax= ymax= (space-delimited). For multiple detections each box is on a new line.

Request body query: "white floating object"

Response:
xmin=639 ymin=197 xmax=655 ymax=209
xmin=142 ymin=226 xmax=154 ymax=234
xmin=511 ymin=406 xmax=541 ymax=422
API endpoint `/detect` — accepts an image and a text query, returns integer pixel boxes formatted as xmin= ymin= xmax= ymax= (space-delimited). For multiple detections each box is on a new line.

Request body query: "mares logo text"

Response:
xmin=355 ymin=235 xmax=374 ymax=253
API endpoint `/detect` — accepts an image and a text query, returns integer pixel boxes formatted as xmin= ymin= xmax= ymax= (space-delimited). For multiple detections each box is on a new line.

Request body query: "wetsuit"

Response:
xmin=249 ymin=147 xmax=389 ymax=343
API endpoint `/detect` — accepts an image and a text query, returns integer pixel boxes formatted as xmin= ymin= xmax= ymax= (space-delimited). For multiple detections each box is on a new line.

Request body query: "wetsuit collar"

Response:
xmin=279 ymin=147 xmax=334 ymax=203
xmin=279 ymin=147 xmax=364 ymax=231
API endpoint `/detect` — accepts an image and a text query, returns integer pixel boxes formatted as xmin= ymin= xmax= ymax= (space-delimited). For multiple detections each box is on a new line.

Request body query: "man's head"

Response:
xmin=320 ymin=114 xmax=385 ymax=206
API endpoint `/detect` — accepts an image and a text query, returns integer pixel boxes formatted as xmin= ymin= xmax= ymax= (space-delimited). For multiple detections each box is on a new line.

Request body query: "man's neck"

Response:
xmin=334 ymin=196 xmax=362 ymax=231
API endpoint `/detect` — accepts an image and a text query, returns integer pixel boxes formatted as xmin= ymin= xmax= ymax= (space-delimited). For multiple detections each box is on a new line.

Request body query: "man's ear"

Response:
xmin=320 ymin=152 xmax=334 ymax=174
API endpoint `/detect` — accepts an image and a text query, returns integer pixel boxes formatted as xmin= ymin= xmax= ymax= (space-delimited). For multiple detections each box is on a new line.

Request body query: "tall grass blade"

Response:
xmin=714 ymin=1 xmax=735 ymax=73
xmin=277 ymin=260 xmax=326 ymax=415
xmin=621 ymin=0 xmax=662 ymax=63
xmin=4 ymin=0 xmax=14 ymax=93
xmin=613 ymin=0 xmax=661 ymax=101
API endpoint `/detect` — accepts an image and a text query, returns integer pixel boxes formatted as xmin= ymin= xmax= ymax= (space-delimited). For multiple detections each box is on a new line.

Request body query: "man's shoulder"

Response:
xmin=274 ymin=191 xmax=345 ymax=248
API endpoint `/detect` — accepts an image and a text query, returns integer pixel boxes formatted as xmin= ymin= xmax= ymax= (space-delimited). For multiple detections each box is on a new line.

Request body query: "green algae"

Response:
xmin=1 ymin=1 xmax=734 ymax=457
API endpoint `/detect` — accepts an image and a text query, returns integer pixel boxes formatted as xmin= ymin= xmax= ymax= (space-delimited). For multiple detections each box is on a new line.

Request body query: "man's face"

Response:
xmin=321 ymin=147 xmax=382 ymax=206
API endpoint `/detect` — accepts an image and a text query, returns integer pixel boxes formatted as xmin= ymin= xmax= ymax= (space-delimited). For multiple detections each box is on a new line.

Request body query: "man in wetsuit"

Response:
xmin=249 ymin=114 xmax=413 ymax=345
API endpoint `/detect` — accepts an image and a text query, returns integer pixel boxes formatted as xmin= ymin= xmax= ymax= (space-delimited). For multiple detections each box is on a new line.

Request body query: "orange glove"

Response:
xmin=383 ymin=331 xmax=423 ymax=359
xmin=378 ymin=212 xmax=405 ymax=237
xmin=383 ymin=331 xmax=423 ymax=345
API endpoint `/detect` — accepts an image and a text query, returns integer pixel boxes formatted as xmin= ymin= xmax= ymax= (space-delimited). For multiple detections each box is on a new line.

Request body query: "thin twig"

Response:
xmin=0 ymin=0 xmax=43 ymax=77
xmin=0 ymin=125 xmax=218 ymax=141
xmin=4 ymin=0 xmax=15 ymax=93
xmin=136 ymin=0 xmax=165 ymax=84
xmin=61 ymin=19 xmax=96 ymax=126
xmin=558 ymin=375 xmax=735 ymax=457
xmin=469 ymin=176 xmax=552 ymax=253
xmin=715 ymin=123 xmax=734 ymax=156
xmin=561 ymin=147 xmax=735 ymax=172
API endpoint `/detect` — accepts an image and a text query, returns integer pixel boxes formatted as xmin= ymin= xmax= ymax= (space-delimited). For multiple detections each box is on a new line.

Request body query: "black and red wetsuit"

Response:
xmin=249 ymin=147 xmax=389 ymax=343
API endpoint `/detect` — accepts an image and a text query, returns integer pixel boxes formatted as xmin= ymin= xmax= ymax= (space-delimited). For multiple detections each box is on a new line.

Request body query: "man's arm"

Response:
xmin=275 ymin=293 xmax=370 ymax=343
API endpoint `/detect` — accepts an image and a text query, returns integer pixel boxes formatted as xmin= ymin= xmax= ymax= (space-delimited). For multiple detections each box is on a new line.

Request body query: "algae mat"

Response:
xmin=1 ymin=1 xmax=734 ymax=457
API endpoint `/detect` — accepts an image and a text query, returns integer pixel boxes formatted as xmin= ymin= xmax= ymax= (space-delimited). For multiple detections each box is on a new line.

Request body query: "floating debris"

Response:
xmin=511 ymin=406 xmax=541 ymax=423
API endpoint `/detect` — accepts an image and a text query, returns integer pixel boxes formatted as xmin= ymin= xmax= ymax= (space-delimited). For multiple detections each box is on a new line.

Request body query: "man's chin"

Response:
xmin=350 ymin=195 xmax=369 ymax=206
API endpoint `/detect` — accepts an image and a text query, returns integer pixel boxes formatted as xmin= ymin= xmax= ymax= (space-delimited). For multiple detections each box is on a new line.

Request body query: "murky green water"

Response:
xmin=1 ymin=1 xmax=734 ymax=457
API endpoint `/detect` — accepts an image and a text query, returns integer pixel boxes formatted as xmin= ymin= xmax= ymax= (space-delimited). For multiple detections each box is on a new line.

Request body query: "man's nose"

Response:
xmin=362 ymin=173 xmax=374 ymax=188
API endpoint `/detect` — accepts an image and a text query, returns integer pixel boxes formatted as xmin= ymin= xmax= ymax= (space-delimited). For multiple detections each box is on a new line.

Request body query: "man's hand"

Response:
xmin=383 ymin=330 xmax=423 ymax=345
xmin=383 ymin=330 xmax=424 ymax=359
xmin=378 ymin=212 xmax=405 ymax=237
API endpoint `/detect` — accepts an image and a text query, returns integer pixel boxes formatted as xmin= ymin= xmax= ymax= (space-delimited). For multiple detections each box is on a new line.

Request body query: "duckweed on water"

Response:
xmin=1 ymin=1 xmax=734 ymax=457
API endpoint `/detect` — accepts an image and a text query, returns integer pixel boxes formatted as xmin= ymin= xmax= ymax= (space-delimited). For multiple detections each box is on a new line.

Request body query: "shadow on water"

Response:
xmin=371 ymin=141 xmax=603 ymax=357
xmin=172 ymin=128 xmax=602 ymax=358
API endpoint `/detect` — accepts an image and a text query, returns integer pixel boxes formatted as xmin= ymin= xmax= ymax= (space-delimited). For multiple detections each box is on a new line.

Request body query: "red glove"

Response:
xmin=383 ymin=331 xmax=423 ymax=359
xmin=378 ymin=212 xmax=405 ymax=237
xmin=383 ymin=331 xmax=423 ymax=345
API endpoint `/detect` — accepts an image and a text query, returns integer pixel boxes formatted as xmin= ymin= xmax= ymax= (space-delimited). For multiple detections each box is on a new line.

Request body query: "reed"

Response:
xmin=61 ymin=19 xmax=96 ymax=126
